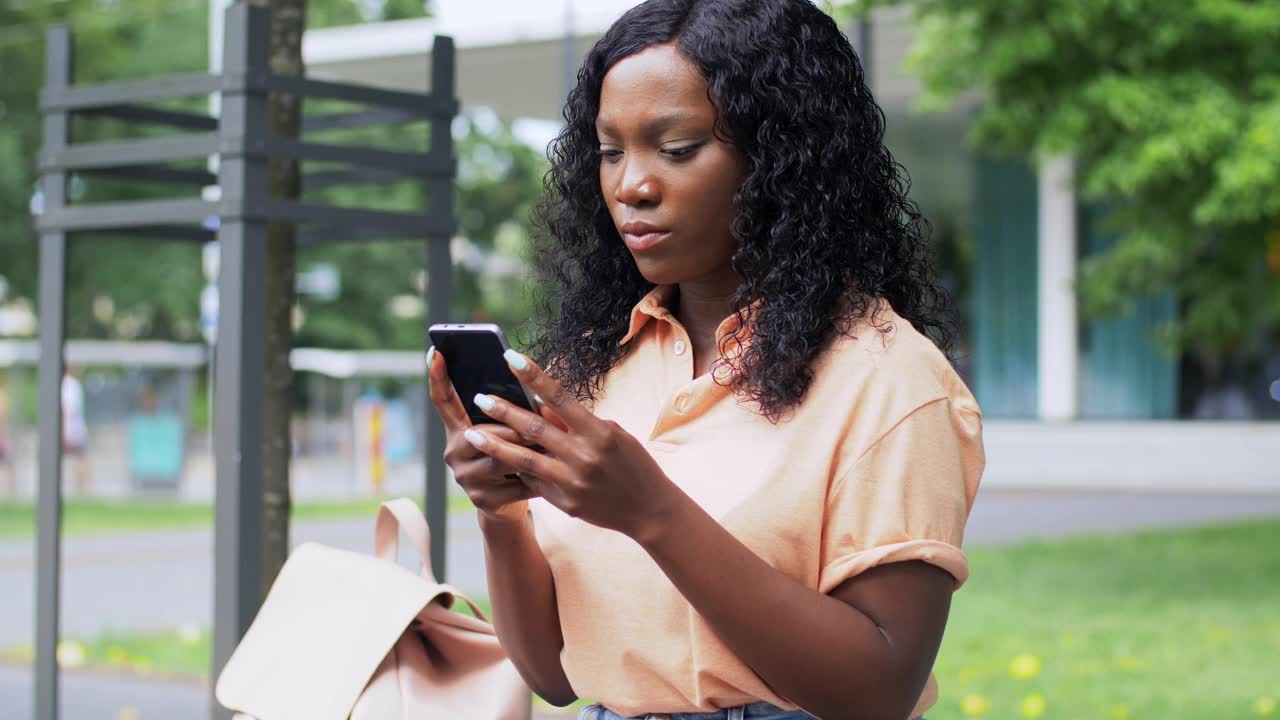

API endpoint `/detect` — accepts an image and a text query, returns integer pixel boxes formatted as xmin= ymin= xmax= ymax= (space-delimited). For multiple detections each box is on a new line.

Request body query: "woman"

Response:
xmin=426 ymin=2 xmax=984 ymax=719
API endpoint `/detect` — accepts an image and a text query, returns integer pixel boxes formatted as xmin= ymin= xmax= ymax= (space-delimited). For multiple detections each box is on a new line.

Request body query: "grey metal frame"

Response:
xmin=33 ymin=5 xmax=457 ymax=720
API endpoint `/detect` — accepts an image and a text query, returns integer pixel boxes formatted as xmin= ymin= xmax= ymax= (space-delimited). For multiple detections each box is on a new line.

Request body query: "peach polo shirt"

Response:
xmin=529 ymin=285 xmax=985 ymax=719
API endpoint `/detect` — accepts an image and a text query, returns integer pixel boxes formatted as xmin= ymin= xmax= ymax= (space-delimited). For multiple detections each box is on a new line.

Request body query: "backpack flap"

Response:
xmin=215 ymin=542 xmax=440 ymax=720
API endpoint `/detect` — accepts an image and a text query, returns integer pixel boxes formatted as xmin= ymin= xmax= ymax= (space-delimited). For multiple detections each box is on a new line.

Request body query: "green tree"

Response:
xmin=836 ymin=0 xmax=1280 ymax=371
xmin=0 ymin=0 xmax=546 ymax=352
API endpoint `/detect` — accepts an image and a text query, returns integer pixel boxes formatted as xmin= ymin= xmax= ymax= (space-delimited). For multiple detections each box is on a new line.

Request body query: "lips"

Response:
xmin=620 ymin=221 xmax=671 ymax=252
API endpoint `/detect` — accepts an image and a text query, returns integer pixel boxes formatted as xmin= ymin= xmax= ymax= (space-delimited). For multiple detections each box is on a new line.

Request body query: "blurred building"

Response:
xmin=290 ymin=0 xmax=1279 ymax=490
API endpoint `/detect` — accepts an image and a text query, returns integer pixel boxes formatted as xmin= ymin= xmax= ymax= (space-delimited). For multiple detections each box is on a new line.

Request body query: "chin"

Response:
xmin=630 ymin=255 xmax=688 ymax=286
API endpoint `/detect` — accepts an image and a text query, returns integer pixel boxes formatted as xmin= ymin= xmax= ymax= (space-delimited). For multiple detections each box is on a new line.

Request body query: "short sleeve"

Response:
xmin=818 ymin=396 xmax=984 ymax=593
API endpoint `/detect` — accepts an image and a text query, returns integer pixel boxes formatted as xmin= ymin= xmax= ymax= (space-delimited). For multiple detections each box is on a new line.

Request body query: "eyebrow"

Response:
xmin=596 ymin=112 xmax=703 ymax=136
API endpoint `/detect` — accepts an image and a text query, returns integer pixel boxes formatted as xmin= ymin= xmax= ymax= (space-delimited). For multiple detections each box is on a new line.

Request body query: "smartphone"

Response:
xmin=428 ymin=323 xmax=538 ymax=426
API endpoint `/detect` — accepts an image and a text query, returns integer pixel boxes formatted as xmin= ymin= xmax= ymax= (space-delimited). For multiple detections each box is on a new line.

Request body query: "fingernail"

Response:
xmin=426 ymin=346 xmax=435 ymax=368
xmin=473 ymin=393 xmax=496 ymax=412
xmin=533 ymin=393 xmax=543 ymax=405
xmin=463 ymin=428 xmax=487 ymax=448
xmin=504 ymin=349 xmax=528 ymax=371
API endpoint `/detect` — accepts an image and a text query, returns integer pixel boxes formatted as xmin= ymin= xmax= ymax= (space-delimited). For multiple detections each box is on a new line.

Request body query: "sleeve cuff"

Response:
xmin=818 ymin=539 xmax=970 ymax=594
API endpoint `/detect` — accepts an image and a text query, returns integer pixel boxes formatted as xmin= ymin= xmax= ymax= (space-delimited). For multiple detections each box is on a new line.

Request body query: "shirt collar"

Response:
xmin=618 ymin=284 xmax=758 ymax=348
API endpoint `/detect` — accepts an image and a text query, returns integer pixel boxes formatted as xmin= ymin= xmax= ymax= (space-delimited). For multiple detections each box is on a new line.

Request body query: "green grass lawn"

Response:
xmin=0 ymin=495 xmax=475 ymax=540
xmin=2 ymin=519 xmax=1277 ymax=719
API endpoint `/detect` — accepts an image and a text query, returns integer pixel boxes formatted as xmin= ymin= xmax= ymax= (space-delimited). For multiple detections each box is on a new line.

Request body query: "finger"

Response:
xmin=462 ymin=473 xmax=539 ymax=508
xmin=427 ymin=346 xmax=470 ymax=432
xmin=473 ymin=392 xmax=574 ymax=458
xmin=454 ymin=453 xmax=526 ymax=481
xmin=474 ymin=423 xmax=538 ymax=447
xmin=501 ymin=350 xmax=599 ymax=435
xmin=534 ymin=396 xmax=571 ymax=433
xmin=462 ymin=426 xmax=569 ymax=485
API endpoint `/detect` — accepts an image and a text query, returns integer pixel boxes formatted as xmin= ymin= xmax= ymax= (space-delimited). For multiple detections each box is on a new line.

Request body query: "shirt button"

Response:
xmin=674 ymin=393 xmax=690 ymax=414
xmin=673 ymin=340 xmax=687 ymax=356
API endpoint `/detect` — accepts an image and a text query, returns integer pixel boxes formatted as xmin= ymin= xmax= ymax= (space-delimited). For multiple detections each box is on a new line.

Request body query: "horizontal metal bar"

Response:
xmin=80 ymin=164 xmax=217 ymax=187
xmin=41 ymin=74 xmax=221 ymax=111
xmin=298 ymin=220 xmax=443 ymax=246
xmin=36 ymin=199 xmax=217 ymax=232
xmin=77 ymin=224 xmax=215 ymax=242
xmin=303 ymin=167 xmax=408 ymax=190
xmin=42 ymin=134 xmax=218 ymax=172
xmin=267 ymin=136 xmax=450 ymax=176
xmin=259 ymin=198 xmax=454 ymax=236
xmin=81 ymin=104 xmax=218 ymax=131
xmin=267 ymin=74 xmax=456 ymax=116
xmin=302 ymin=107 xmax=423 ymax=133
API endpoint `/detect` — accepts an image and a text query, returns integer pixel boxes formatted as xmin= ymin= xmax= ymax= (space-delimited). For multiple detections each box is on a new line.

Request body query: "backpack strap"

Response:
xmin=374 ymin=498 xmax=437 ymax=581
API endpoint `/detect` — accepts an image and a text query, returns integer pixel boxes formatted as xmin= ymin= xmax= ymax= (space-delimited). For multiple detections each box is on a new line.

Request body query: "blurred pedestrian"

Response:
xmin=62 ymin=367 xmax=90 ymax=496
xmin=0 ymin=374 xmax=13 ymax=498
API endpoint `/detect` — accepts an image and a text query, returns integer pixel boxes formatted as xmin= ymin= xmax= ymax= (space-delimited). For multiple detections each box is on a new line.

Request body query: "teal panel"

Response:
xmin=1079 ymin=206 xmax=1178 ymax=419
xmin=128 ymin=413 xmax=185 ymax=480
xmin=972 ymin=155 xmax=1039 ymax=418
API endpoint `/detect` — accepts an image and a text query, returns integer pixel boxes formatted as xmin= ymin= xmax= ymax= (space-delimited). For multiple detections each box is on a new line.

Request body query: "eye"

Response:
xmin=660 ymin=143 xmax=702 ymax=160
xmin=597 ymin=148 xmax=622 ymax=163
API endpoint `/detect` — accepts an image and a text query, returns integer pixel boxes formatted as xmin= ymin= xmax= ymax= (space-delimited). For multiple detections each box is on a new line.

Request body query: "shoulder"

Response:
xmin=805 ymin=299 xmax=981 ymax=459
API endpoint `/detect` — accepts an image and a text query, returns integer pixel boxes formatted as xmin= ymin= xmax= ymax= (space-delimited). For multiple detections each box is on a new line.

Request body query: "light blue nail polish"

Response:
xmin=426 ymin=346 xmax=435 ymax=367
xmin=474 ymin=393 xmax=496 ymax=412
xmin=503 ymin=349 xmax=528 ymax=371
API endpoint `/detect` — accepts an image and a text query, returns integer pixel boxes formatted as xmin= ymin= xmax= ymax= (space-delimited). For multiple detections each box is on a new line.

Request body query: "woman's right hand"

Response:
xmin=426 ymin=347 xmax=538 ymax=523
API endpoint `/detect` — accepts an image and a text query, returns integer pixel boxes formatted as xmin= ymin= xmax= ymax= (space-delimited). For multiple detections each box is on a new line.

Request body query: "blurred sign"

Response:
xmin=129 ymin=413 xmax=185 ymax=490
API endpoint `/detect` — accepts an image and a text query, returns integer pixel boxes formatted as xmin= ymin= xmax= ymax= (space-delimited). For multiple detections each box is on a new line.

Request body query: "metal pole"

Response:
xmin=35 ymin=24 xmax=71 ymax=720
xmin=561 ymin=0 xmax=576 ymax=101
xmin=210 ymin=5 xmax=270 ymax=718
xmin=425 ymin=35 xmax=456 ymax=580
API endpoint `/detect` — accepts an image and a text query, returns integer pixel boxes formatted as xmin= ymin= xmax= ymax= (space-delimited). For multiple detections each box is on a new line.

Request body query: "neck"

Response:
xmin=673 ymin=266 xmax=739 ymax=350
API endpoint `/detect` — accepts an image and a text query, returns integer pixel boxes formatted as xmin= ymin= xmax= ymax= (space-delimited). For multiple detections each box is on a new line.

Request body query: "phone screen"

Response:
xmin=429 ymin=327 xmax=535 ymax=425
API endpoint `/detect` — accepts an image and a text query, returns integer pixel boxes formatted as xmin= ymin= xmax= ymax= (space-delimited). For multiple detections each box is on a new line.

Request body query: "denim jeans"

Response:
xmin=575 ymin=701 xmax=815 ymax=720
xmin=575 ymin=701 xmax=926 ymax=720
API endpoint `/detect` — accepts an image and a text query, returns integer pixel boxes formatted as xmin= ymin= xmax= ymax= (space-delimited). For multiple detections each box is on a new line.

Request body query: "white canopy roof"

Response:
xmin=302 ymin=0 xmax=643 ymax=122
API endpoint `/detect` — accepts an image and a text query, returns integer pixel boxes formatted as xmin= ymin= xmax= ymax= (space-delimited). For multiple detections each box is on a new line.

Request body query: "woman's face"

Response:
xmin=597 ymin=43 xmax=746 ymax=287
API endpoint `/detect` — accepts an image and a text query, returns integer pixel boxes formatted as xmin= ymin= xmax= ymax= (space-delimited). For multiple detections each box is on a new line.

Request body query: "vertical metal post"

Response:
xmin=210 ymin=5 xmax=270 ymax=718
xmin=425 ymin=35 xmax=456 ymax=580
xmin=35 ymin=24 xmax=71 ymax=720
xmin=561 ymin=0 xmax=576 ymax=101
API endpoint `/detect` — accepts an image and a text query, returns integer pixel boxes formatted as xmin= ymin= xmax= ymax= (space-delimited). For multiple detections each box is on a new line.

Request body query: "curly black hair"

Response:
xmin=528 ymin=0 xmax=955 ymax=421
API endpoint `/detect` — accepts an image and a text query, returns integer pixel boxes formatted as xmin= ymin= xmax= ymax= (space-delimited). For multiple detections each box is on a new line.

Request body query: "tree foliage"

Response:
xmin=0 ymin=0 xmax=545 ymax=351
xmin=837 ymin=0 xmax=1280 ymax=362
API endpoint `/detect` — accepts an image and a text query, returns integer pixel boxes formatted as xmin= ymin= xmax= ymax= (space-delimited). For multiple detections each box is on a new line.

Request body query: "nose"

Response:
xmin=614 ymin=155 xmax=660 ymax=208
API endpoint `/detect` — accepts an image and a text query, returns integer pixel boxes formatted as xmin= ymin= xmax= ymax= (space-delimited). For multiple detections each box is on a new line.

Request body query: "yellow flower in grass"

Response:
xmin=1115 ymin=655 xmax=1147 ymax=672
xmin=1256 ymin=696 xmax=1277 ymax=716
xmin=106 ymin=646 xmax=130 ymax=664
xmin=1106 ymin=705 xmax=1130 ymax=720
xmin=1020 ymin=693 xmax=1046 ymax=718
xmin=1008 ymin=654 xmax=1042 ymax=679
xmin=1205 ymin=626 xmax=1234 ymax=643
xmin=960 ymin=694 xmax=991 ymax=716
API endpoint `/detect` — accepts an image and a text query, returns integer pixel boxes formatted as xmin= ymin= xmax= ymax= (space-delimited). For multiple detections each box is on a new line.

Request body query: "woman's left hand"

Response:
xmin=461 ymin=350 xmax=680 ymax=543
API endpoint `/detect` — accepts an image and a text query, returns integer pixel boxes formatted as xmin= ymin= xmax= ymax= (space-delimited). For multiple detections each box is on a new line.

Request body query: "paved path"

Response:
xmin=4 ymin=488 xmax=1280 ymax=719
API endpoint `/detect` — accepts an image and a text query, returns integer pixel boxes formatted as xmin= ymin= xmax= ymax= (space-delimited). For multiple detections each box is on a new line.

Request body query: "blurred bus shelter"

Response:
xmin=0 ymin=339 xmax=200 ymax=498
xmin=0 ymin=339 xmax=431 ymax=502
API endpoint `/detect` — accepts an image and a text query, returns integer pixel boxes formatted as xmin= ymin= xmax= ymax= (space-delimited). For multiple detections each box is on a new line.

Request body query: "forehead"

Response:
xmin=598 ymin=43 xmax=713 ymax=123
